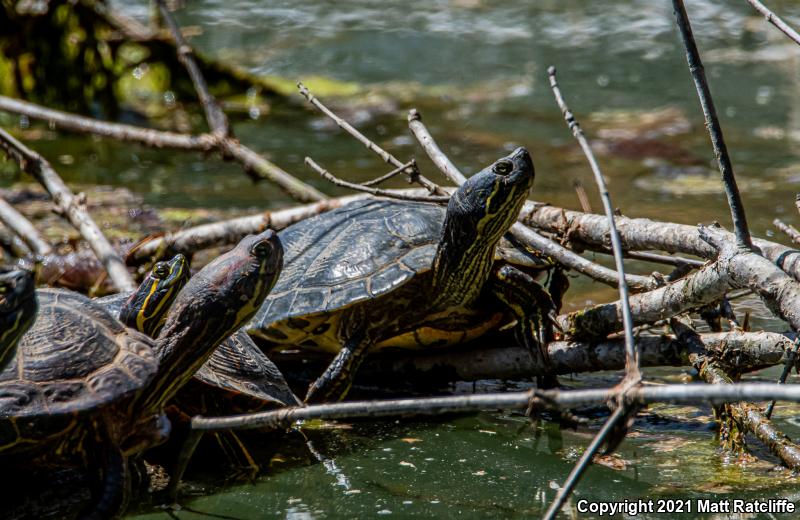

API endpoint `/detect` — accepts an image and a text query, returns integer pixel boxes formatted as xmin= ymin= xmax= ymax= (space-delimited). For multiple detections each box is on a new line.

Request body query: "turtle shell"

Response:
xmin=248 ymin=199 xmax=443 ymax=332
xmin=0 ymin=289 xmax=157 ymax=452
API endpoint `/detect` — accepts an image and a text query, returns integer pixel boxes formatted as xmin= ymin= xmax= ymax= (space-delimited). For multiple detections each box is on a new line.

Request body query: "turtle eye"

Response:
xmin=493 ymin=160 xmax=513 ymax=176
xmin=251 ymin=241 xmax=271 ymax=258
xmin=153 ymin=262 xmax=170 ymax=278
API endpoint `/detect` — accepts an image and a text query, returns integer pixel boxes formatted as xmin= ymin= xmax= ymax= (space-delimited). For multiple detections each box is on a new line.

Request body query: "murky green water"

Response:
xmin=6 ymin=0 xmax=800 ymax=517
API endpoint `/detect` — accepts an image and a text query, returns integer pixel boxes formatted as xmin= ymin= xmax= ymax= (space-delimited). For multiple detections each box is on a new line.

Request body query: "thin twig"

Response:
xmin=297 ymin=83 xmax=446 ymax=195
xmin=0 ymin=195 xmax=52 ymax=256
xmin=548 ymin=65 xmax=639 ymax=380
xmin=0 ymin=128 xmax=135 ymax=291
xmin=542 ymin=407 xmax=627 ymax=520
xmin=305 ymin=158 xmax=450 ymax=203
xmin=745 ymin=0 xmax=800 ymax=46
xmin=407 ymin=109 xmax=467 ymax=185
xmin=360 ymin=160 xmax=416 ymax=187
xmin=572 ymin=179 xmax=593 ymax=213
xmin=622 ymin=250 xmax=703 ymax=269
xmin=774 ymin=218 xmax=800 ymax=246
xmin=673 ymin=0 xmax=752 ymax=249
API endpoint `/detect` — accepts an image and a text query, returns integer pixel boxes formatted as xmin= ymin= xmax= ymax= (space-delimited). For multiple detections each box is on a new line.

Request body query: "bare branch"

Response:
xmin=521 ymin=202 xmax=800 ymax=283
xmin=774 ymin=218 xmax=800 ymax=245
xmin=673 ymin=0 xmax=752 ymax=249
xmin=0 ymin=96 xmax=214 ymax=150
xmin=297 ymin=83 xmax=446 ymax=195
xmin=360 ymin=160 xmax=416 ymax=187
xmin=407 ymin=109 xmax=467 ymax=185
xmin=765 ymin=335 xmax=800 ymax=418
xmin=191 ymin=382 xmax=800 ymax=432
xmin=745 ymin=0 xmax=800 ymax=46
xmin=305 ymin=158 xmax=450 ymax=203
xmin=155 ymin=0 xmax=229 ymax=138
xmin=558 ymin=260 xmax=730 ymax=341
xmin=0 ymin=195 xmax=52 ymax=256
xmin=0 ymin=128 xmax=135 ymax=291
xmin=126 ymin=194 xmax=370 ymax=265
xmin=548 ymin=65 xmax=639 ymax=379
xmin=0 ymin=97 xmax=325 ymax=203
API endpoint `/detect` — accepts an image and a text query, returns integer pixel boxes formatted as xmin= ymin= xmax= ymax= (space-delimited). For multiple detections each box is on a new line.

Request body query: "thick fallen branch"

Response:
xmin=126 ymin=194 xmax=368 ymax=264
xmin=557 ymin=260 xmax=730 ymax=339
xmin=272 ymin=331 xmax=795 ymax=384
xmin=0 ymin=128 xmax=135 ymax=291
xmin=520 ymin=203 xmax=800 ymax=283
xmin=700 ymin=224 xmax=800 ymax=331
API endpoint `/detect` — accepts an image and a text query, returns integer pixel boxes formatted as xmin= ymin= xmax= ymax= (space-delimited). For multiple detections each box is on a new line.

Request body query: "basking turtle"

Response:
xmin=0 ymin=230 xmax=283 ymax=519
xmin=99 ymin=255 xmax=298 ymax=408
xmin=0 ymin=267 xmax=37 ymax=371
xmin=248 ymin=147 xmax=554 ymax=402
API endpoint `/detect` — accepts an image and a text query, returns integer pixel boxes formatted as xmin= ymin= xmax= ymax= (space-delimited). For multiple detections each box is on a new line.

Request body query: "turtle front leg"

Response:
xmin=306 ymin=329 xmax=372 ymax=403
xmin=491 ymin=265 xmax=558 ymax=385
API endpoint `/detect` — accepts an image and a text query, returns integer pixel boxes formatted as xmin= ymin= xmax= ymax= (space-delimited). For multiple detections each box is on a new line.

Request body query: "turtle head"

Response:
xmin=447 ymin=147 xmax=534 ymax=244
xmin=0 ymin=267 xmax=37 ymax=370
xmin=433 ymin=148 xmax=534 ymax=304
xmin=120 ymin=254 xmax=190 ymax=337
xmin=141 ymin=230 xmax=283 ymax=410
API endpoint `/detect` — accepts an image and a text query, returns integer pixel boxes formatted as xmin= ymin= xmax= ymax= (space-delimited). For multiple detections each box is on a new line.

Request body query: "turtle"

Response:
xmin=0 ymin=229 xmax=283 ymax=519
xmin=98 ymin=254 xmax=299 ymax=409
xmin=247 ymin=147 xmax=555 ymax=403
xmin=0 ymin=267 xmax=38 ymax=371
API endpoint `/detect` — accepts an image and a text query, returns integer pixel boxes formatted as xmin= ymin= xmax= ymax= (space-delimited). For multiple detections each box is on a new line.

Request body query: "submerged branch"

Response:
xmin=673 ymin=319 xmax=800 ymax=471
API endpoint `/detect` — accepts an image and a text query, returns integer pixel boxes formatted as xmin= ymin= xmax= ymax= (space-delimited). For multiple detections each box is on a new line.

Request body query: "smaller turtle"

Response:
xmin=106 ymin=253 xmax=298 ymax=479
xmin=0 ymin=230 xmax=283 ymax=519
xmin=0 ymin=267 xmax=37 ymax=371
xmin=100 ymin=254 xmax=299 ymax=409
